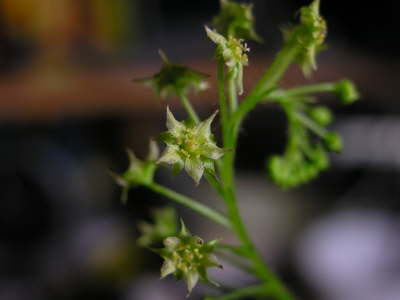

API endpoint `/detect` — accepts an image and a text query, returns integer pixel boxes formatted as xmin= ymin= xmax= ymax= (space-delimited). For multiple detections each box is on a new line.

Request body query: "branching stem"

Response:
xmin=144 ymin=182 xmax=231 ymax=229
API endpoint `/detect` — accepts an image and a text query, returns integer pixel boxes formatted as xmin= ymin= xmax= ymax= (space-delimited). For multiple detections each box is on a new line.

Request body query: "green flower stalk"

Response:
xmin=157 ymin=221 xmax=222 ymax=295
xmin=113 ymin=140 xmax=159 ymax=203
xmin=206 ymin=26 xmax=249 ymax=95
xmin=138 ymin=50 xmax=209 ymax=99
xmin=158 ymin=107 xmax=225 ymax=184
xmin=212 ymin=0 xmax=261 ymax=42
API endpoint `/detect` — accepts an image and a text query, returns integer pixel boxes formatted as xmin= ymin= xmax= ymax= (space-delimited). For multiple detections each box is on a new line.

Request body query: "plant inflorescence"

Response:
xmin=113 ymin=1 xmax=360 ymax=299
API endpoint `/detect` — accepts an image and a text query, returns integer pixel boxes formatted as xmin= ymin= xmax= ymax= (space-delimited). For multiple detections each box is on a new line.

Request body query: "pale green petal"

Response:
xmin=160 ymin=259 xmax=176 ymax=278
xmin=202 ymin=143 xmax=225 ymax=160
xmin=109 ymin=171 xmax=128 ymax=187
xmin=179 ymin=219 xmax=191 ymax=237
xmin=185 ymin=270 xmax=199 ymax=295
xmin=126 ymin=148 xmax=141 ymax=171
xmin=206 ymin=254 xmax=223 ymax=269
xmin=147 ymin=139 xmax=160 ymax=161
xmin=158 ymin=146 xmax=183 ymax=165
xmin=194 ymin=110 xmax=218 ymax=138
xmin=185 ymin=158 xmax=204 ymax=184
xmin=166 ymin=106 xmax=185 ymax=133
xmin=164 ymin=236 xmax=180 ymax=251
xmin=205 ymin=26 xmax=227 ymax=46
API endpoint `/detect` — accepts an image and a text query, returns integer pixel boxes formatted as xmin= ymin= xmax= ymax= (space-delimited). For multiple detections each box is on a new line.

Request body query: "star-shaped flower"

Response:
xmin=137 ymin=50 xmax=209 ymax=99
xmin=212 ymin=0 xmax=261 ymax=42
xmin=112 ymin=140 xmax=159 ymax=203
xmin=157 ymin=221 xmax=222 ymax=296
xmin=158 ymin=107 xmax=225 ymax=184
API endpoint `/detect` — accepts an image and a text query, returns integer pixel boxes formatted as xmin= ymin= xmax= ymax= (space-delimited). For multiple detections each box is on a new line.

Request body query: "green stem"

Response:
xmin=217 ymin=59 xmax=229 ymax=130
xmin=230 ymin=34 xmax=303 ymax=128
xmin=205 ymin=171 xmax=225 ymax=198
xmin=144 ymin=182 xmax=231 ymax=229
xmin=294 ymin=110 xmax=328 ymax=137
xmin=267 ymin=82 xmax=338 ymax=101
xmin=178 ymin=92 xmax=200 ymax=124
xmin=205 ymin=284 xmax=268 ymax=300
xmin=227 ymin=69 xmax=238 ymax=113
xmin=215 ymin=33 xmax=303 ymax=300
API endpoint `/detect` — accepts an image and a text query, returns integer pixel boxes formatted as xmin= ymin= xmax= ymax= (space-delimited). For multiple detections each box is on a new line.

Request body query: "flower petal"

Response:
xmin=185 ymin=158 xmax=204 ymax=184
xmin=160 ymin=259 xmax=177 ymax=279
xmin=147 ymin=139 xmax=160 ymax=161
xmin=185 ymin=270 xmax=199 ymax=295
xmin=205 ymin=26 xmax=227 ymax=46
xmin=166 ymin=107 xmax=185 ymax=133
xmin=194 ymin=110 xmax=218 ymax=138
xmin=202 ymin=143 xmax=225 ymax=160
xmin=164 ymin=236 xmax=180 ymax=251
xmin=158 ymin=146 xmax=183 ymax=165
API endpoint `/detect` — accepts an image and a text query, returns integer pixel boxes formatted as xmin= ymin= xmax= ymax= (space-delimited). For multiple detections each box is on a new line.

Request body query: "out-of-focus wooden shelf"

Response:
xmin=0 ymin=52 xmax=397 ymax=123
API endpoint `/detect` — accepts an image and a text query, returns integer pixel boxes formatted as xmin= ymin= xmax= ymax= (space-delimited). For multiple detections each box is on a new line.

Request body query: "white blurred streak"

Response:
xmin=334 ymin=116 xmax=400 ymax=168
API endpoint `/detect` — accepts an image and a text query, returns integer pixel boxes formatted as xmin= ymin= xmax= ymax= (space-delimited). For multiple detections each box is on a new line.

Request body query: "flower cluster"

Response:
xmin=283 ymin=0 xmax=327 ymax=76
xmin=212 ymin=0 xmax=261 ymax=42
xmin=206 ymin=26 xmax=249 ymax=95
xmin=158 ymin=107 xmax=225 ymax=184
xmin=137 ymin=50 xmax=209 ymax=99
xmin=267 ymin=100 xmax=341 ymax=188
xmin=156 ymin=221 xmax=222 ymax=295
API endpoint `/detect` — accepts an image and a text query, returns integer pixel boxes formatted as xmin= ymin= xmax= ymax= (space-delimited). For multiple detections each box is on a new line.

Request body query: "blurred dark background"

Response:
xmin=0 ymin=1 xmax=399 ymax=300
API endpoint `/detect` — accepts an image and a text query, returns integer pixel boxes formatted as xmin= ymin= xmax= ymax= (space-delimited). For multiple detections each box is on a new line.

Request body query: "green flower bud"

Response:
xmin=137 ymin=207 xmax=178 ymax=247
xmin=309 ymin=105 xmax=333 ymax=126
xmin=112 ymin=140 xmax=160 ymax=203
xmin=336 ymin=79 xmax=360 ymax=104
xmin=157 ymin=221 xmax=222 ymax=296
xmin=137 ymin=50 xmax=209 ymax=99
xmin=158 ymin=107 xmax=226 ymax=184
xmin=205 ymin=26 xmax=249 ymax=94
xmin=212 ymin=0 xmax=261 ymax=42
xmin=324 ymin=132 xmax=342 ymax=152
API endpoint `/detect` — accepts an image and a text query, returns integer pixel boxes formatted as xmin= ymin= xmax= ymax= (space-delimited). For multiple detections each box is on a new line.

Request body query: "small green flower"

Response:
xmin=283 ymin=0 xmax=327 ymax=76
xmin=323 ymin=132 xmax=342 ymax=153
xmin=157 ymin=221 xmax=222 ymax=296
xmin=309 ymin=105 xmax=333 ymax=126
xmin=158 ymin=107 xmax=225 ymax=184
xmin=112 ymin=140 xmax=159 ymax=203
xmin=137 ymin=207 xmax=178 ymax=247
xmin=212 ymin=0 xmax=261 ymax=42
xmin=137 ymin=50 xmax=209 ymax=99
xmin=205 ymin=26 xmax=249 ymax=95
xmin=335 ymin=79 xmax=360 ymax=104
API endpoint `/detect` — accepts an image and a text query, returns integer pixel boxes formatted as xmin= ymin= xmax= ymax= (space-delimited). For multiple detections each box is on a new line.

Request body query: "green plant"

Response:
xmin=114 ymin=0 xmax=359 ymax=299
